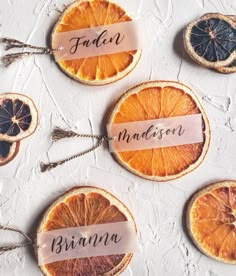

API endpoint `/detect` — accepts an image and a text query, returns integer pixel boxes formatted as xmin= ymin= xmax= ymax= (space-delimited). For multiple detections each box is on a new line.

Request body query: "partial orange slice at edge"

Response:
xmin=51 ymin=0 xmax=141 ymax=85
xmin=187 ymin=181 xmax=236 ymax=264
xmin=108 ymin=81 xmax=210 ymax=181
xmin=36 ymin=186 xmax=136 ymax=276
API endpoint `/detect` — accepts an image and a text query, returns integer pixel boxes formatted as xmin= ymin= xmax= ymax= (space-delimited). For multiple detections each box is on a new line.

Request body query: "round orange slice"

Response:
xmin=51 ymin=0 xmax=141 ymax=85
xmin=0 ymin=93 xmax=38 ymax=142
xmin=108 ymin=81 xmax=210 ymax=181
xmin=187 ymin=181 xmax=236 ymax=264
xmin=0 ymin=140 xmax=20 ymax=166
xmin=36 ymin=186 xmax=136 ymax=276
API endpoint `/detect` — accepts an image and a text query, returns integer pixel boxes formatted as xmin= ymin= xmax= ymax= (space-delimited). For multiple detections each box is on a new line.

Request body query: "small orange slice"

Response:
xmin=108 ymin=81 xmax=210 ymax=181
xmin=51 ymin=0 xmax=141 ymax=85
xmin=187 ymin=181 xmax=236 ymax=264
xmin=36 ymin=186 xmax=136 ymax=276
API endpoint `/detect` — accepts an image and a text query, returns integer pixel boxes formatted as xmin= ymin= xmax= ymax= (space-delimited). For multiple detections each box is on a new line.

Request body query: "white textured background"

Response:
xmin=0 ymin=0 xmax=236 ymax=275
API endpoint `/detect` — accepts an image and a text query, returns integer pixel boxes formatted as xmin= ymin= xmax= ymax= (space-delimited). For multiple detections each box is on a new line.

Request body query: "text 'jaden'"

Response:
xmin=69 ymin=30 xmax=125 ymax=54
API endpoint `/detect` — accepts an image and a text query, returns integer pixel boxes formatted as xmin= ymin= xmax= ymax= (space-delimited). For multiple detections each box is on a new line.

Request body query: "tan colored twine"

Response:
xmin=0 ymin=225 xmax=34 ymax=255
xmin=40 ymin=128 xmax=113 ymax=173
xmin=0 ymin=37 xmax=54 ymax=67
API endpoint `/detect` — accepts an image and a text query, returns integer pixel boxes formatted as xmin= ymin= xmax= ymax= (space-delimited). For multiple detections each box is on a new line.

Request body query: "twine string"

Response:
xmin=40 ymin=128 xmax=114 ymax=173
xmin=0 ymin=225 xmax=34 ymax=255
xmin=0 ymin=37 xmax=54 ymax=67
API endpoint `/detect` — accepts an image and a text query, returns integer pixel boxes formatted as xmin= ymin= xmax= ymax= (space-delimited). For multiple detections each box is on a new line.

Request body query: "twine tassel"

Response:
xmin=1 ymin=52 xmax=31 ymax=67
xmin=52 ymin=128 xmax=80 ymax=141
xmin=1 ymin=51 xmax=52 ymax=67
xmin=0 ymin=37 xmax=51 ymax=51
xmin=40 ymin=136 xmax=107 ymax=172
xmin=0 ymin=37 xmax=25 ymax=50
xmin=52 ymin=127 xmax=104 ymax=141
xmin=0 ymin=37 xmax=53 ymax=67
xmin=41 ymin=128 xmax=114 ymax=172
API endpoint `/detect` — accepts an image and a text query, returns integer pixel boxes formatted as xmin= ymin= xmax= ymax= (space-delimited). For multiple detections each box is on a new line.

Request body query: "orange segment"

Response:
xmin=44 ymin=202 xmax=77 ymax=231
xmin=37 ymin=186 xmax=135 ymax=276
xmin=65 ymin=194 xmax=86 ymax=226
xmin=52 ymin=0 xmax=141 ymax=85
xmin=84 ymin=192 xmax=110 ymax=225
xmin=78 ymin=57 xmax=99 ymax=81
xmin=109 ymin=81 xmax=210 ymax=181
xmin=187 ymin=181 xmax=236 ymax=263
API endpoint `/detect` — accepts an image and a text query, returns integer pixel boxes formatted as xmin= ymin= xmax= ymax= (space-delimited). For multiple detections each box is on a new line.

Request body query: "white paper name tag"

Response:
xmin=37 ymin=221 xmax=137 ymax=265
xmin=107 ymin=114 xmax=203 ymax=152
xmin=52 ymin=21 xmax=145 ymax=61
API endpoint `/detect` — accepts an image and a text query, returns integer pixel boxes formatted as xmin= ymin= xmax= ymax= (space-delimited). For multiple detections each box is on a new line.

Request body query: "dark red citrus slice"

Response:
xmin=0 ymin=140 xmax=20 ymax=166
xmin=0 ymin=93 xmax=38 ymax=142
xmin=184 ymin=13 xmax=236 ymax=69
xmin=36 ymin=186 xmax=136 ymax=276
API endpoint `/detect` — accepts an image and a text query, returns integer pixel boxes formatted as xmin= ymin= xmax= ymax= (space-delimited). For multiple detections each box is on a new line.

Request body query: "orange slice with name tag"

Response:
xmin=108 ymin=81 xmax=210 ymax=181
xmin=36 ymin=186 xmax=136 ymax=276
xmin=51 ymin=0 xmax=141 ymax=85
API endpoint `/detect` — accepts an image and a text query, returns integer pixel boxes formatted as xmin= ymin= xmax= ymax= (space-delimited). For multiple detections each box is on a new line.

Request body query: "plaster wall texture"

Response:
xmin=0 ymin=0 xmax=236 ymax=275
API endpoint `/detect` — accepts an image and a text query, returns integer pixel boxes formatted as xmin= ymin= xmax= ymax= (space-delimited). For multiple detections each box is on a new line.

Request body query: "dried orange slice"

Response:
xmin=184 ymin=13 xmax=236 ymax=69
xmin=108 ymin=81 xmax=210 ymax=181
xmin=36 ymin=186 xmax=136 ymax=276
xmin=0 ymin=93 xmax=38 ymax=142
xmin=0 ymin=140 xmax=20 ymax=166
xmin=52 ymin=0 xmax=141 ymax=85
xmin=187 ymin=181 xmax=236 ymax=264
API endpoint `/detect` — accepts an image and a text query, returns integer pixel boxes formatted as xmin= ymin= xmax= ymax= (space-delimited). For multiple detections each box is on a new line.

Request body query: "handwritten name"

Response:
xmin=118 ymin=124 xmax=185 ymax=143
xmin=51 ymin=232 xmax=122 ymax=254
xmin=70 ymin=30 xmax=125 ymax=54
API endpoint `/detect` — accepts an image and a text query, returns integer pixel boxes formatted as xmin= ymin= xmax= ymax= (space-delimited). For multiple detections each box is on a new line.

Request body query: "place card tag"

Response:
xmin=107 ymin=114 xmax=203 ymax=152
xmin=52 ymin=21 xmax=145 ymax=61
xmin=37 ymin=221 xmax=137 ymax=265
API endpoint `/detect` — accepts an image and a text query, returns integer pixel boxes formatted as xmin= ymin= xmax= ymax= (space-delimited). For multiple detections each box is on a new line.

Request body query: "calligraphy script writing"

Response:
xmin=118 ymin=124 xmax=185 ymax=143
xmin=51 ymin=232 xmax=122 ymax=254
xmin=69 ymin=30 xmax=125 ymax=54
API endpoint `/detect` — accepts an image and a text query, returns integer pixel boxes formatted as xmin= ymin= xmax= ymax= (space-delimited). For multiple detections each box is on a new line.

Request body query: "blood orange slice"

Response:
xmin=36 ymin=186 xmax=136 ymax=276
xmin=0 ymin=140 xmax=20 ymax=166
xmin=108 ymin=81 xmax=210 ymax=181
xmin=184 ymin=13 xmax=236 ymax=69
xmin=51 ymin=0 xmax=141 ymax=85
xmin=187 ymin=181 xmax=236 ymax=264
xmin=0 ymin=93 xmax=38 ymax=142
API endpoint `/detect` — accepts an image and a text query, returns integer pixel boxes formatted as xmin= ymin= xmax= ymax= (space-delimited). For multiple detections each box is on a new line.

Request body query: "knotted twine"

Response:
xmin=0 ymin=225 xmax=36 ymax=255
xmin=40 ymin=128 xmax=113 ymax=173
xmin=0 ymin=37 xmax=54 ymax=67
